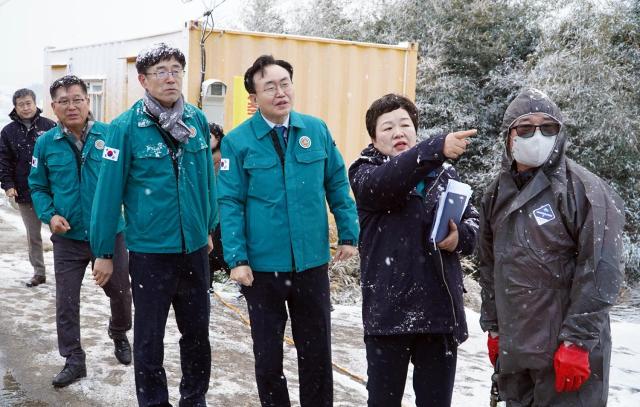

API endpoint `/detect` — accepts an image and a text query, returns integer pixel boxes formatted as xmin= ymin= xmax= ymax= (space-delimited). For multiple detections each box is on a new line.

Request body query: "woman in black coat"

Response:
xmin=348 ymin=94 xmax=478 ymax=407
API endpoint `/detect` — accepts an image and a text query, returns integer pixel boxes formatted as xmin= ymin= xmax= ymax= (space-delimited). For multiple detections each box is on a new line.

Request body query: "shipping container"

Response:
xmin=43 ymin=22 xmax=418 ymax=163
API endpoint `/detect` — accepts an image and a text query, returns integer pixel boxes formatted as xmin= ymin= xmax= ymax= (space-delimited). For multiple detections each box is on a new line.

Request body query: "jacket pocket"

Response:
xmin=131 ymin=143 xmax=172 ymax=232
xmin=243 ymin=155 xmax=280 ymax=199
xmin=181 ymin=137 xmax=209 ymax=179
xmin=294 ymin=149 xmax=327 ymax=164
xmin=46 ymin=152 xmax=75 ymax=188
xmin=87 ymin=147 xmax=104 ymax=162
xmin=294 ymin=149 xmax=327 ymax=194
xmin=132 ymin=142 xmax=171 ymax=178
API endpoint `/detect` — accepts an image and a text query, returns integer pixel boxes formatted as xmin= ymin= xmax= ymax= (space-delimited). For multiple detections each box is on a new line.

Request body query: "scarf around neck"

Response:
xmin=143 ymin=91 xmax=191 ymax=144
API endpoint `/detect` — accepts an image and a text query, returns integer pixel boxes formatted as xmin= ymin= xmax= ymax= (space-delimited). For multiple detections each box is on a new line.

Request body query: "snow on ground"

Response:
xmin=0 ymin=196 xmax=639 ymax=406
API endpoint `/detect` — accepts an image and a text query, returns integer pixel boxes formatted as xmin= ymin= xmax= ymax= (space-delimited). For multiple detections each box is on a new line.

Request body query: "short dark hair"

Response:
xmin=365 ymin=94 xmax=419 ymax=140
xmin=209 ymin=122 xmax=225 ymax=152
xmin=135 ymin=43 xmax=186 ymax=74
xmin=243 ymin=55 xmax=293 ymax=94
xmin=12 ymin=88 xmax=36 ymax=106
xmin=49 ymin=75 xmax=88 ymax=99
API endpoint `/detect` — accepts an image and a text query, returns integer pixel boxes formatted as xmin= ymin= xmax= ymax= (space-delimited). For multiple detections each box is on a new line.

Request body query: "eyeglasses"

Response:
xmin=262 ymin=80 xmax=292 ymax=96
xmin=54 ymin=98 xmax=87 ymax=107
xmin=146 ymin=70 xmax=185 ymax=80
xmin=510 ymin=122 xmax=561 ymax=138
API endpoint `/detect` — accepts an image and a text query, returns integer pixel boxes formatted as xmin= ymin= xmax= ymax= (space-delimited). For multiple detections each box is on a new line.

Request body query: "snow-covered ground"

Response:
xmin=0 ymin=196 xmax=639 ymax=406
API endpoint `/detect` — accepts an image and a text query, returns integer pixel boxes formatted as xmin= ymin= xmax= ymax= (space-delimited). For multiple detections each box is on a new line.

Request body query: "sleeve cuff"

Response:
xmin=232 ymin=260 xmax=249 ymax=268
xmin=42 ymin=212 xmax=55 ymax=224
xmin=338 ymin=239 xmax=355 ymax=246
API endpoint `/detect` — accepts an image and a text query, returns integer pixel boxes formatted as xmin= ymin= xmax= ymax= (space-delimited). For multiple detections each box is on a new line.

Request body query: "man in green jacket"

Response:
xmin=217 ymin=54 xmax=359 ymax=406
xmin=29 ymin=75 xmax=132 ymax=388
xmin=90 ymin=43 xmax=216 ymax=407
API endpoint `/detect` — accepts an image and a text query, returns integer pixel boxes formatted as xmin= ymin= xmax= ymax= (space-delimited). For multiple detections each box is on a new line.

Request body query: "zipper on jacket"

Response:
xmin=62 ymin=136 xmax=85 ymax=238
xmin=62 ymin=137 xmax=82 ymax=179
xmin=152 ymin=123 xmax=187 ymax=253
xmin=268 ymin=128 xmax=296 ymax=271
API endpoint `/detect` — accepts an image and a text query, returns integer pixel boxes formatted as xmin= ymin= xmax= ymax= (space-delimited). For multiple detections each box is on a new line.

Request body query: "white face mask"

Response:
xmin=511 ymin=129 xmax=557 ymax=168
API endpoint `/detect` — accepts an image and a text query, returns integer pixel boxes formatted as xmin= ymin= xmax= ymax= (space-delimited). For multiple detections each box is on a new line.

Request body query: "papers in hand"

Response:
xmin=430 ymin=179 xmax=472 ymax=244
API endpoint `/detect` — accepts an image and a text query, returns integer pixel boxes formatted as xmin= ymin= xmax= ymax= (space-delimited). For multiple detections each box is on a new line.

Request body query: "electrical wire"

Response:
xmin=197 ymin=0 xmax=228 ymax=107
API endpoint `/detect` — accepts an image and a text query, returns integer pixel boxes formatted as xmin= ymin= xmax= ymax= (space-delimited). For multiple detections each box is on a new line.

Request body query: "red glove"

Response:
xmin=487 ymin=333 xmax=499 ymax=367
xmin=554 ymin=343 xmax=591 ymax=392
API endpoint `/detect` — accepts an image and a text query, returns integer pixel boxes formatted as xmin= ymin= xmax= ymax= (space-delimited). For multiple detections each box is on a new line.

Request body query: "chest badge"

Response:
xmin=189 ymin=126 xmax=197 ymax=138
xmin=94 ymin=139 xmax=105 ymax=150
xmin=299 ymin=136 xmax=312 ymax=149
xmin=532 ymin=204 xmax=555 ymax=226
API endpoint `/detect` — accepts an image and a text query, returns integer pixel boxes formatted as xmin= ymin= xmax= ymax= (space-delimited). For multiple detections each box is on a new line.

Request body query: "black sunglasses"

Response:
xmin=510 ymin=123 xmax=561 ymax=138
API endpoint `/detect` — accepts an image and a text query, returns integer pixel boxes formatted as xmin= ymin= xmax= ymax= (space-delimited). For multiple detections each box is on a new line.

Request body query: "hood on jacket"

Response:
xmin=9 ymin=107 xmax=43 ymax=123
xmin=500 ymin=88 xmax=566 ymax=173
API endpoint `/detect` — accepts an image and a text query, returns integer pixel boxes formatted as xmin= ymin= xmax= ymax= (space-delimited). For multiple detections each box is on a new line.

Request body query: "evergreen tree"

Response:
xmin=243 ymin=0 xmax=286 ymax=34
xmin=292 ymin=0 xmax=360 ymax=40
xmin=525 ymin=0 xmax=640 ymax=275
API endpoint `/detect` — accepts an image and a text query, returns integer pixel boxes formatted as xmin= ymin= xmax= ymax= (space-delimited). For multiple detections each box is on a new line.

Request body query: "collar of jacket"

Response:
xmin=9 ymin=107 xmax=43 ymax=124
xmin=52 ymin=121 xmax=103 ymax=140
xmin=356 ymin=143 xmax=389 ymax=164
xmin=251 ymin=110 xmax=306 ymax=140
xmin=133 ymin=98 xmax=196 ymax=128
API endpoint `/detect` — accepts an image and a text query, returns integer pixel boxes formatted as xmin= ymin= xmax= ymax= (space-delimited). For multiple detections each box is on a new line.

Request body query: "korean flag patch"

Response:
xmin=532 ymin=204 xmax=555 ymax=226
xmin=103 ymin=147 xmax=120 ymax=162
xmin=220 ymin=158 xmax=230 ymax=171
xmin=31 ymin=156 xmax=38 ymax=168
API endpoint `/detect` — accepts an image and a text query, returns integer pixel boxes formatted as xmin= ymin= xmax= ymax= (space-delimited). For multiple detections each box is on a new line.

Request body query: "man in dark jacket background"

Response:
xmin=0 ymin=88 xmax=55 ymax=287
xmin=349 ymin=94 xmax=478 ymax=406
xmin=478 ymin=88 xmax=625 ymax=406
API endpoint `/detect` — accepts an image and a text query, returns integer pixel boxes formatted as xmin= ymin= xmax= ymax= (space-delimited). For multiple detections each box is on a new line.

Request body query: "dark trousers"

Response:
xmin=364 ymin=333 xmax=458 ymax=407
xmin=241 ymin=264 xmax=332 ymax=407
xmin=129 ymin=247 xmax=211 ymax=407
xmin=51 ymin=233 xmax=132 ymax=367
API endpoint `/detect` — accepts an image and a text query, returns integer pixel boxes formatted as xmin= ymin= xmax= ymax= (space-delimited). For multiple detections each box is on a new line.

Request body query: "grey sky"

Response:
xmin=0 ymin=0 xmax=244 ymax=115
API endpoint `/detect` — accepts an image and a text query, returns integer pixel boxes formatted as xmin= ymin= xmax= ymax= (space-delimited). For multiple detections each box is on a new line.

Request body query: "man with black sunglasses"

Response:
xmin=477 ymin=88 xmax=624 ymax=406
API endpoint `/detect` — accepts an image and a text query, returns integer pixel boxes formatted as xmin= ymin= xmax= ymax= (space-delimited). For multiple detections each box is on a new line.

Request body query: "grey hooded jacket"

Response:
xmin=478 ymin=89 xmax=625 ymax=405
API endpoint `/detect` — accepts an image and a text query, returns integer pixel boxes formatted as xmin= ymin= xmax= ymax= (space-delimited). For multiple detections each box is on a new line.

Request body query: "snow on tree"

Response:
xmin=242 ymin=0 xmax=286 ymax=34
xmin=525 ymin=0 xmax=640 ymax=277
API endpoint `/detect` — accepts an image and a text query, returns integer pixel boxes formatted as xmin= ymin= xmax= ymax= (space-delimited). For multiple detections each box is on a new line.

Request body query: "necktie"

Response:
xmin=275 ymin=125 xmax=287 ymax=146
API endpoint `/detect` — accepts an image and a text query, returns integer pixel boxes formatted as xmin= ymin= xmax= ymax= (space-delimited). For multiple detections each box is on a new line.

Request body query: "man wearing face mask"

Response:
xmin=478 ymin=88 xmax=625 ymax=406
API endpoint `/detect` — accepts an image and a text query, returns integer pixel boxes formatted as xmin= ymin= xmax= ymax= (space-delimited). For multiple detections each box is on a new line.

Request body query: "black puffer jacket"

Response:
xmin=349 ymin=134 xmax=479 ymax=343
xmin=0 ymin=108 xmax=55 ymax=203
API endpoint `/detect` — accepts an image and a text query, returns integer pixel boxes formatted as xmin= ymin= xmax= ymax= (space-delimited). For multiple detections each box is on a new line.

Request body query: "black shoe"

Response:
xmin=52 ymin=363 xmax=86 ymax=387
xmin=113 ymin=337 xmax=131 ymax=365
xmin=26 ymin=275 xmax=46 ymax=287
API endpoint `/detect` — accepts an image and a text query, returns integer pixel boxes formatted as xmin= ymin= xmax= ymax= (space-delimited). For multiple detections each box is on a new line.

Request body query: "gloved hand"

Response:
xmin=554 ymin=343 xmax=590 ymax=392
xmin=487 ymin=333 xmax=499 ymax=367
